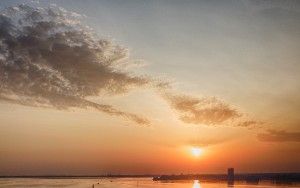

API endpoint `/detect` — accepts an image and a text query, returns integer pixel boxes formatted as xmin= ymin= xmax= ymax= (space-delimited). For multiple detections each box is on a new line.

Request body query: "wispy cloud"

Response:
xmin=0 ymin=4 xmax=263 ymax=128
xmin=235 ymin=120 xmax=262 ymax=128
xmin=161 ymin=92 xmax=242 ymax=125
xmin=160 ymin=91 xmax=262 ymax=128
xmin=0 ymin=4 xmax=149 ymax=125
xmin=257 ymin=129 xmax=300 ymax=142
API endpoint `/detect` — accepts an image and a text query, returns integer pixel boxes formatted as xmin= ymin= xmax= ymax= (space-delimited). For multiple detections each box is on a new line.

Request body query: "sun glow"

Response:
xmin=191 ymin=147 xmax=203 ymax=157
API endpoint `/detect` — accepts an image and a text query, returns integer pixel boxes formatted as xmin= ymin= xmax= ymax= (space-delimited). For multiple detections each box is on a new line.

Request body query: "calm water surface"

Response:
xmin=0 ymin=178 xmax=299 ymax=188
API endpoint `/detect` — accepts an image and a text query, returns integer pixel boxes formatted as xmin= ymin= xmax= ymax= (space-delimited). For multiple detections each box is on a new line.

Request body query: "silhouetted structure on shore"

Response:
xmin=152 ymin=169 xmax=300 ymax=185
xmin=227 ymin=168 xmax=234 ymax=186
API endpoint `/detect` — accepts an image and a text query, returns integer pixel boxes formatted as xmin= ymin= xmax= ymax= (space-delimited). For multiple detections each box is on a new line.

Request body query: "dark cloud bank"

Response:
xmin=0 ymin=4 xmax=261 ymax=128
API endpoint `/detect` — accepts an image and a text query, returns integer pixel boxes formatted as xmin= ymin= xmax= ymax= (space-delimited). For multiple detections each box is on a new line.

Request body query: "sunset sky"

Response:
xmin=0 ymin=0 xmax=299 ymax=175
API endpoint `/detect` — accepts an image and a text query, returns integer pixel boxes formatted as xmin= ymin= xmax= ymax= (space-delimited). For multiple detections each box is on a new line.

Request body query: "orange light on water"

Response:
xmin=193 ymin=180 xmax=201 ymax=188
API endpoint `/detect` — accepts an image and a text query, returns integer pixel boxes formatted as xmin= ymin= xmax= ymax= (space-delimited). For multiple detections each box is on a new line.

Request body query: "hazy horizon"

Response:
xmin=0 ymin=0 xmax=299 ymax=176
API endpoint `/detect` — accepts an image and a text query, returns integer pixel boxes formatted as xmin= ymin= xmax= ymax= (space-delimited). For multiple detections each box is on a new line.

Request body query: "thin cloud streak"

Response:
xmin=257 ymin=129 xmax=300 ymax=142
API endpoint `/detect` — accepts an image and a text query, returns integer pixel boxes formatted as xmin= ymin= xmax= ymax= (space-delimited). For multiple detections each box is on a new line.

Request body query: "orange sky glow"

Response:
xmin=0 ymin=0 xmax=299 ymax=175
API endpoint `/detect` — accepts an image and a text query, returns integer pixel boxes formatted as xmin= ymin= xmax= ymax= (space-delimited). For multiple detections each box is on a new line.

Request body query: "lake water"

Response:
xmin=0 ymin=178 xmax=299 ymax=188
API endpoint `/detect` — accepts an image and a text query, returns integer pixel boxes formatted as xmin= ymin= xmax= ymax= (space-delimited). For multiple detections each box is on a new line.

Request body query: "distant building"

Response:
xmin=227 ymin=168 xmax=234 ymax=186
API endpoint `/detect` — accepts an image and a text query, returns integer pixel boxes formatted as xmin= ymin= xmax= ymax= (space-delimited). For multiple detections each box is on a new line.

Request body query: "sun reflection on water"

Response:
xmin=193 ymin=180 xmax=201 ymax=188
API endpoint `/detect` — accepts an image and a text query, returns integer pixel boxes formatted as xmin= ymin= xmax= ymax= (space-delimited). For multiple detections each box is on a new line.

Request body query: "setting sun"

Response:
xmin=191 ymin=147 xmax=203 ymax=157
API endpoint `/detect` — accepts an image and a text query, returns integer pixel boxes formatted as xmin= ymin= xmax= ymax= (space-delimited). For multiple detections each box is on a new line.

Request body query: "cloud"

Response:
xmin=0 ymin=4 xmax=262 ymax=128
xmin=234 ymin=120 xmax=263 ymax=128
xmin=161 ymin=92 xmax=242 ymax=125
xmin=257 ymin=129 xmax=300 ymax=142
xmin=160 ymin=91 xmax=262 ymax=127
xmin=0 ymin=4 xmax=149 ymax=125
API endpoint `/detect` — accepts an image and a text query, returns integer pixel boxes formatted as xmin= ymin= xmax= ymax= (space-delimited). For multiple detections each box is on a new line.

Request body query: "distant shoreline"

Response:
xmin=0 ymin=175 xmax=154 ymax=179
xmin=1 ymin=173 xmax=300 ymax=180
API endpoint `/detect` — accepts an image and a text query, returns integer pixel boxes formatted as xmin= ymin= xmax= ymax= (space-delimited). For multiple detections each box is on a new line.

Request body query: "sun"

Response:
xmin=191 ymin=147 xmax=203 ymax=157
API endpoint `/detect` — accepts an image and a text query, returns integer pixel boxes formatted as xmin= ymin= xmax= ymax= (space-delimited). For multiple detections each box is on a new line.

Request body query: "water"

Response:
xmin=0 ymin=178 xmax=299 ymax=188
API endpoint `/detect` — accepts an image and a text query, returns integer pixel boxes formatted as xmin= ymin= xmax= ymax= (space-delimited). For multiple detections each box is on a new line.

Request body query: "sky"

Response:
xmin=0 ymin=0 xmax=299 ymax=175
